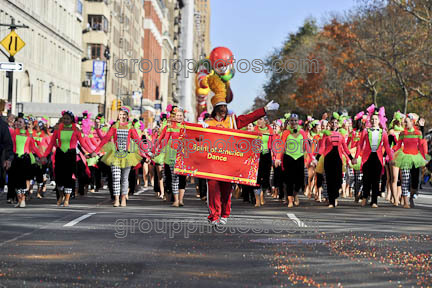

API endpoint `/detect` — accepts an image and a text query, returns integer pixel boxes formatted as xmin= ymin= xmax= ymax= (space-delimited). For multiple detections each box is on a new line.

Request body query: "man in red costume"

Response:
xmin=204 ymin=100 xmax=279 ymax=225
xmin=198 ymin=47 xmax=279 ymax=225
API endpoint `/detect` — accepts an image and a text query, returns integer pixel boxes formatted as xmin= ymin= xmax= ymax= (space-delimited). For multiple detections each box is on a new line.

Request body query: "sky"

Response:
xmin=210 ymin=0 xmax=358 ymax=114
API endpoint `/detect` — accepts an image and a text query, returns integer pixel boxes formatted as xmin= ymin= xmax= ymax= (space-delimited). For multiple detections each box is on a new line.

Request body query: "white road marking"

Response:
xmin=0 ymin=230 xmax=37 ymax=247
xmin=286 ymin=213 xmax=308 ymax=227
xmin=134 ymin=187 xmax=154 ymax=195
xmin=0 ymin=214 xmax=73 ymax=247
xmin=127 ymin=212 xmax=291 ymax=220
xmin=63 ymin=213 xmax=96 ymax=227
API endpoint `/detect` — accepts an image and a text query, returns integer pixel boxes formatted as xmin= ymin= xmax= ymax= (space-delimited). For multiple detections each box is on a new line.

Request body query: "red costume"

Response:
xmin=355 ymin=129 xmax=393 ymax=169
xmin=43 ymin=124 xmax=93 ymax=158
xmin=205 ymin=108 xmax=266 ymax=222
xmin=319 ymin=131 xmax=352 ymax=161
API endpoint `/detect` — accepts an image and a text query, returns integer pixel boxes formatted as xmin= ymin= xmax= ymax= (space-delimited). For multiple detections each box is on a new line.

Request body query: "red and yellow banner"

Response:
xmin=174 ymin=123 xmax=261 ymax=186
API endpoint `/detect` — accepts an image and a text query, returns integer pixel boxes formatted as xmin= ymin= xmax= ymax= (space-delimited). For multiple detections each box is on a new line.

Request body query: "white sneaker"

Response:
xmin=219 ymin=217 xmax=228 ymax=225
xmin=209 ymin=219 xmax=219 ymax=226
xmin=19 ymin=200 xmax=26 ymax=208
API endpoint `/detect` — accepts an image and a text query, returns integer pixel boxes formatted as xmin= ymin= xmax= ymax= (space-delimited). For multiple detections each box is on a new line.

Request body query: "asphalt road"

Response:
xmin=0 ymin=182 xmax=431 ymax=288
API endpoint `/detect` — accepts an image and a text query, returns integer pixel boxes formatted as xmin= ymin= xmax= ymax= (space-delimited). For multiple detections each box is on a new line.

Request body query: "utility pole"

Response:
xmin=115 ymin=0 xmax=124 ymax=120
xmin=103 ymin=46 xmax=110 ymax=116
xmin=140 ymin=79 xmax=145 ymax=118
xmin=103 ymin=60 xmax=108 ymax=115
xmin=0 ymin=17 xmax=29 ymax=114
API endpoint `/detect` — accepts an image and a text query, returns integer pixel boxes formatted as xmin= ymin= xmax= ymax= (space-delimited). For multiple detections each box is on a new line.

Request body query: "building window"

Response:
xmin=76 ymin=0 xmax=83 ymax=15
xmin=120 ymin=15 xmax=129 ymax=26
xmin=88 ymin=44 xmax=105 ymax=59
xmin=155 ymin=86 xmax=159 ymax=100
xmin=88 ymin=15 xmax=108 ymax=32
xmin=83 ymin=72 xmax=92 ymax=87
xmin=87 ymin=0 xmax=108 ymax=3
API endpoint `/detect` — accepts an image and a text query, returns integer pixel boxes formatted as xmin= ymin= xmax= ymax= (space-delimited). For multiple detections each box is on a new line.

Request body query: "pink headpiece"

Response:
xmin=166 ymin=104 xmax=173 ymax=113
xmin=366 ymin=104 xmax=375 ymax=117
xmin=366 ymin=105 xmax=387 ymax=129
xmin=354 ymin=111 xmax=364 ymax=121
xmin=378 ymin=106 xmax=387 ymax=129
xmin=61 ymin=110 xmax=74 ymax=119
xmin=119 ymin=106 xmax=131 ymax=114
xmin=81 ymin=110 xmax=93 ymax=135
xmin=199 ymin=111 xmax=208 ymax=119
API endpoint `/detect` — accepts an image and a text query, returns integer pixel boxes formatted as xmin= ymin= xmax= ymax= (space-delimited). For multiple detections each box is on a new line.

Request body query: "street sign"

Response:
xmin=0 ymin=62 xmax=23 ymax=72
xmin=0 ymin=30 xmax=25 ymax=56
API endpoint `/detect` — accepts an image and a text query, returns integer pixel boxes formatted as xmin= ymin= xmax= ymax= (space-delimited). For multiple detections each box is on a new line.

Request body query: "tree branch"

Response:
xmin=389 ymin=0 xmax=432 ymax=24
xmin=409 ymin=87 xmax=432 ymax=100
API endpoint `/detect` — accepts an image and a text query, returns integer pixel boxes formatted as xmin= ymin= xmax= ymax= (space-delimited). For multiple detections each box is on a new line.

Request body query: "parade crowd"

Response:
xmin=0 ymin=99 xmax=431 ymax=225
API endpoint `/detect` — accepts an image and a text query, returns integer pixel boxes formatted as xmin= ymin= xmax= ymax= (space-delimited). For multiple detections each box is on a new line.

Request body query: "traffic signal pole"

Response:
xmin=103 ymin=46 xmax=110 ymax=117
xmin=103 ymin=60 xmax=108 ymax=116
xmin=6 ymin=56 xmax=14 ymax=108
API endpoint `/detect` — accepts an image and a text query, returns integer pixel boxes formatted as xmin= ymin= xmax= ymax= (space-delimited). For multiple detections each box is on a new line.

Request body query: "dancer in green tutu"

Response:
xmin=392 ymin=113 xmax=429 ymax=208
xmin=91 ymin=106 xmax=144 ymax=207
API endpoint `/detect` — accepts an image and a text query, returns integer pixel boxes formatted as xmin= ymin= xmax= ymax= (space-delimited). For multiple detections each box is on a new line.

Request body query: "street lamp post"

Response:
xmin=140 ymin=79 xmax=145 ymax=118
xmin=103 ymin=46 xmax=110 ymax=116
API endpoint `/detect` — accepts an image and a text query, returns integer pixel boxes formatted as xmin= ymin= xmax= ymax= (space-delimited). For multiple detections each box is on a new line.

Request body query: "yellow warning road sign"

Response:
xmin=1 ymin=30 xmax=25 ymax=56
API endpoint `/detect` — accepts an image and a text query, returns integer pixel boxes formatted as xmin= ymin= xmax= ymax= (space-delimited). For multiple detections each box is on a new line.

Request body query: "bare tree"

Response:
xmin=352 ymin=2 xmax=431 ymax=113
xmin=389 ymin=0 xmax=432 ymax=24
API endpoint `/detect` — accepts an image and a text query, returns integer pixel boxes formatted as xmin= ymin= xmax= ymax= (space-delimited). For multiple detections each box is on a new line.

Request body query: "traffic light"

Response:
xmin=111 ymin=99 xmax=123 ymax=111
xmin=104 ymin=46 xmax=110 ymax=60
